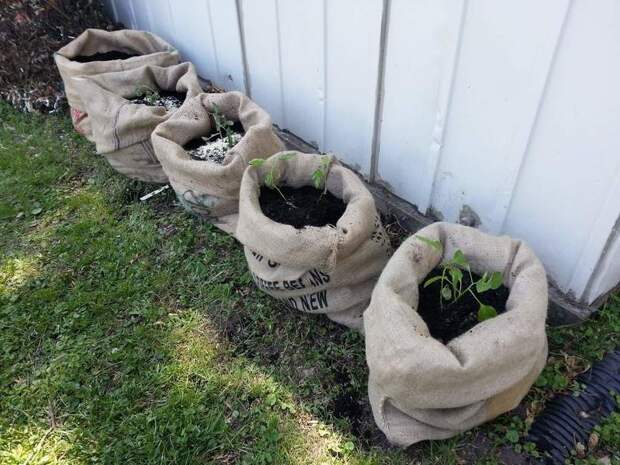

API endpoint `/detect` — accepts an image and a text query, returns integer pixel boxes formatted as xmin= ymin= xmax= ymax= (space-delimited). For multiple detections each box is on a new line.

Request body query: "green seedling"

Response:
xmin=211 ymin=103 xmax=237 ymax=148
xmin=249 ymin=152 xmax=296 ymax=203
xmin=311 ymin=155 xmax=332 ymax=195
xmin=416 ymin=235 xmax=503 ymax=322
xmin=134 ymin=85 xmax=160 ymax=105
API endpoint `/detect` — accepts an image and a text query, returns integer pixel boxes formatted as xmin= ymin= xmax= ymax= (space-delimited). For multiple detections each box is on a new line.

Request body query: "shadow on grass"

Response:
xmin=0 ymin=105 xmax=414 ymax=464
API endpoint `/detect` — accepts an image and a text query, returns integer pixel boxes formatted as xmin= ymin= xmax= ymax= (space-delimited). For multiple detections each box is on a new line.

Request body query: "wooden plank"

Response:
xmin=429 ymin=0 xmax=570 ymax=232
xmin=323 ymin=0 xmax=383 ymax=175
xmin=376 ymin=0 xmax=465 ymax=212
xmin=503 ymin=0 xmax=620 ymax=297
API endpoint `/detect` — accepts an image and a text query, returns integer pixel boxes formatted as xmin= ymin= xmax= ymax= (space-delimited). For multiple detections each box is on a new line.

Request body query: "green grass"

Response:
xmin=0 ymin=102 xmax=618 ymax=465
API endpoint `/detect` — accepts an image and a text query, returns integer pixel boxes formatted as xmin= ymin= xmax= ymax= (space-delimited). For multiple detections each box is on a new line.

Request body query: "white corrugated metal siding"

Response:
xmin=103 ymin=0 xmax=620 ymax=305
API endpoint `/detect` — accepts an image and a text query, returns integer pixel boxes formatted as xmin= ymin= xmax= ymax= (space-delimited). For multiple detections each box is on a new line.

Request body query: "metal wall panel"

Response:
xmin=97 ymin=0 xmax=620 ymax=303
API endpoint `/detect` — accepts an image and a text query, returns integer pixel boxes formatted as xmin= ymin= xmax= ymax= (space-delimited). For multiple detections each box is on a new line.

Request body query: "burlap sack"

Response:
xmin=72 ymin=62 xmax=203 ymax=183
xmin=364 ymin=222 xmax=548 ymax=446
xmin=55 ymin=28 xmax=179 ymax=139
xmin=151 ymin=92 xmax=284 ymax=234
xmin=236 ymin=152 xmax=393 ymax=330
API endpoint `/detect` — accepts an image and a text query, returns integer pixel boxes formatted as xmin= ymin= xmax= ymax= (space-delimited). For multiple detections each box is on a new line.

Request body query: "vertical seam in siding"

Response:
xmin=110 ymin=0 xmax=118 ymax=23
xmin=128 ymin=0 xmax=138 ymax=29
xmin=498 ymin=0 xmax=574 ymax=234
xmin=321 ymin=0 xmax=328 ymax=150
xmin=205 ymin=0 xmax=222 ymax=83
xmin=583 ymin=213 xmax=620 ymax=303
xmin=568 ymin=160 xmax=620 ymax=299
xmin=235 ymin=0 xmax=251 ymax=96
xmin=427 ymin=0 xmax=468 ymax=211
xmin=143 ymin=0 xmax=155 ymax=32
xmin=274 ymin=0 xmax=287 ymax=128
xmin=369 ymin=0 xmax=391 ymax=182
xmin=164 ymin=0 xmax=176 ymax=39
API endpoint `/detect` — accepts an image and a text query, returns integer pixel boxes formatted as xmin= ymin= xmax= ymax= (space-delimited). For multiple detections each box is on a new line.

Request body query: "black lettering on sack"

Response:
xmin=251 ymin=250 xmax=264 ymax=262
xmin=308 ymin=269 xmax=330 ymax=287
xmin=316 ymin=289 xmax=328 ymax=309
xmin=284 ymin=297 xmax=299 ymax=310
xmin=282 ymin=277 xmax=306 ymax=290
xmin=250 ymin=271 xmax=280 ymax=290
xmin=267 ymin=259 xmax=279 ymax=268
xmin=288 ymin=290 xmax=329 ymax=312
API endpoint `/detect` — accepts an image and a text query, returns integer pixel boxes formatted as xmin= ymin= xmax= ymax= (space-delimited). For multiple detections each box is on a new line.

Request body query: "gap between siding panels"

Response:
xmin=369 ymin=0 xmax=391 ymax=183
xmin=235 ymin=0 xmax=252 ymax=97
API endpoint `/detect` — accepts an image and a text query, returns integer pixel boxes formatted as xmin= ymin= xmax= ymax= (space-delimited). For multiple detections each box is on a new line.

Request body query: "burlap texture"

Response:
xmin=54 ymin=28 xmax=179 ymax=139
xmin=73 ymin=62 xmax=202 ymax=183
xmin=151 ymin=92 xmax=284 ymax=234
xmin=236 ymin=152 xmax=393 ymax=330
xmin=364 ymin=222 xmax=548 ymax=446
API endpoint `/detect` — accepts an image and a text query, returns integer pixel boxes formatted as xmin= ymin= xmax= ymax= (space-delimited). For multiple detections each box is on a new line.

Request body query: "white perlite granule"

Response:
xmin=158 ymin=95 xmax=183 ymax=112
xmin=130 ymin=94 xmax=184 ymax=111
xmin=187 ymin=132 xmax=242 ymax=164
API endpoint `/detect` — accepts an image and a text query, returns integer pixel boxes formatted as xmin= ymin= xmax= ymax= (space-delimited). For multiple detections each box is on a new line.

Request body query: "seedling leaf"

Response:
xmin=264 ymin=172 xmax=275 ymax=189
xmin=476 ymin=272 xmax=491 ymax=293
xmin=489 ymin=271 xmax=503 ymax=290
xmin=449 ymin=268 xmax=463 ymax=287
xmin=278 ymin=152 xmax=295 ymax=161
xmin=249 ymin=158 xmax=265 ymax=167
xmin=416 ymin=235 xmax=443 ymax=253
xmin=423 ymin=276 xmax=443 ymax=288
xmin=476 ymin=271 xmax=503 ymax=293
xmin=441 ymin=286 xmax=452 ymax=301
xmin=477 ymin=304 xmax=497 ymax=322
xmin=311 ymin=170 xmax=324 ymax=189
xmin=452 ymin=249 xmax=468 ymax=267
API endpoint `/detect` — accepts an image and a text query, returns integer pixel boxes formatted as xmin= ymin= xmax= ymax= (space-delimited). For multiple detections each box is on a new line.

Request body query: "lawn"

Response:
xmin=0 ymin=102 xmax=618 ymax=465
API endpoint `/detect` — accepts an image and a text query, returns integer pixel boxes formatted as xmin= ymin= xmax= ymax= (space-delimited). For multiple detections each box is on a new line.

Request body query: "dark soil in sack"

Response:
xmin=418 ymin=269 xmax=510 ymax=343
xmin=73 ymin=51 xmax=138 ymax=63
xmin=259 ymin=185 xmax=347 ymax=229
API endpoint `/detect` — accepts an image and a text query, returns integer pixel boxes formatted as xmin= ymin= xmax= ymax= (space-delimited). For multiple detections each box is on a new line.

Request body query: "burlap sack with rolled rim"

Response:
xmin=54 ymin=28 xmax=179 ymax=139
xmin=364 ymin=222 xmax=548 ymax=446
xmin=151 ymin=92 xmax=285 ymax=234
xmin=236 ymin=152 xmax=393 ymax=330
xmin=73 ymin=62 xmax=203 ymax=183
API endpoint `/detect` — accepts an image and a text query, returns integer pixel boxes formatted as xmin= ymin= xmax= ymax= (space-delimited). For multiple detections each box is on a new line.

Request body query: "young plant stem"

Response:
xmin=439 ymin=266 xmax=449 ymax=310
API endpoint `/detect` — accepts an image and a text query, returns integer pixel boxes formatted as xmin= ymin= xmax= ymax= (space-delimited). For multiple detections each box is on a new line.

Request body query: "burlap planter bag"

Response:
xmin=236 ymin=152 xmax=393 ymax=330
xmin=72 ymin=62 xmax=203 ymax=183
xmin=54 ymin=28 xmax=179 ymax=139
xmin=364 ymin=222 xmax=548 ymax=446
xmin=151 ymin=92 xmax=284 ymax=234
